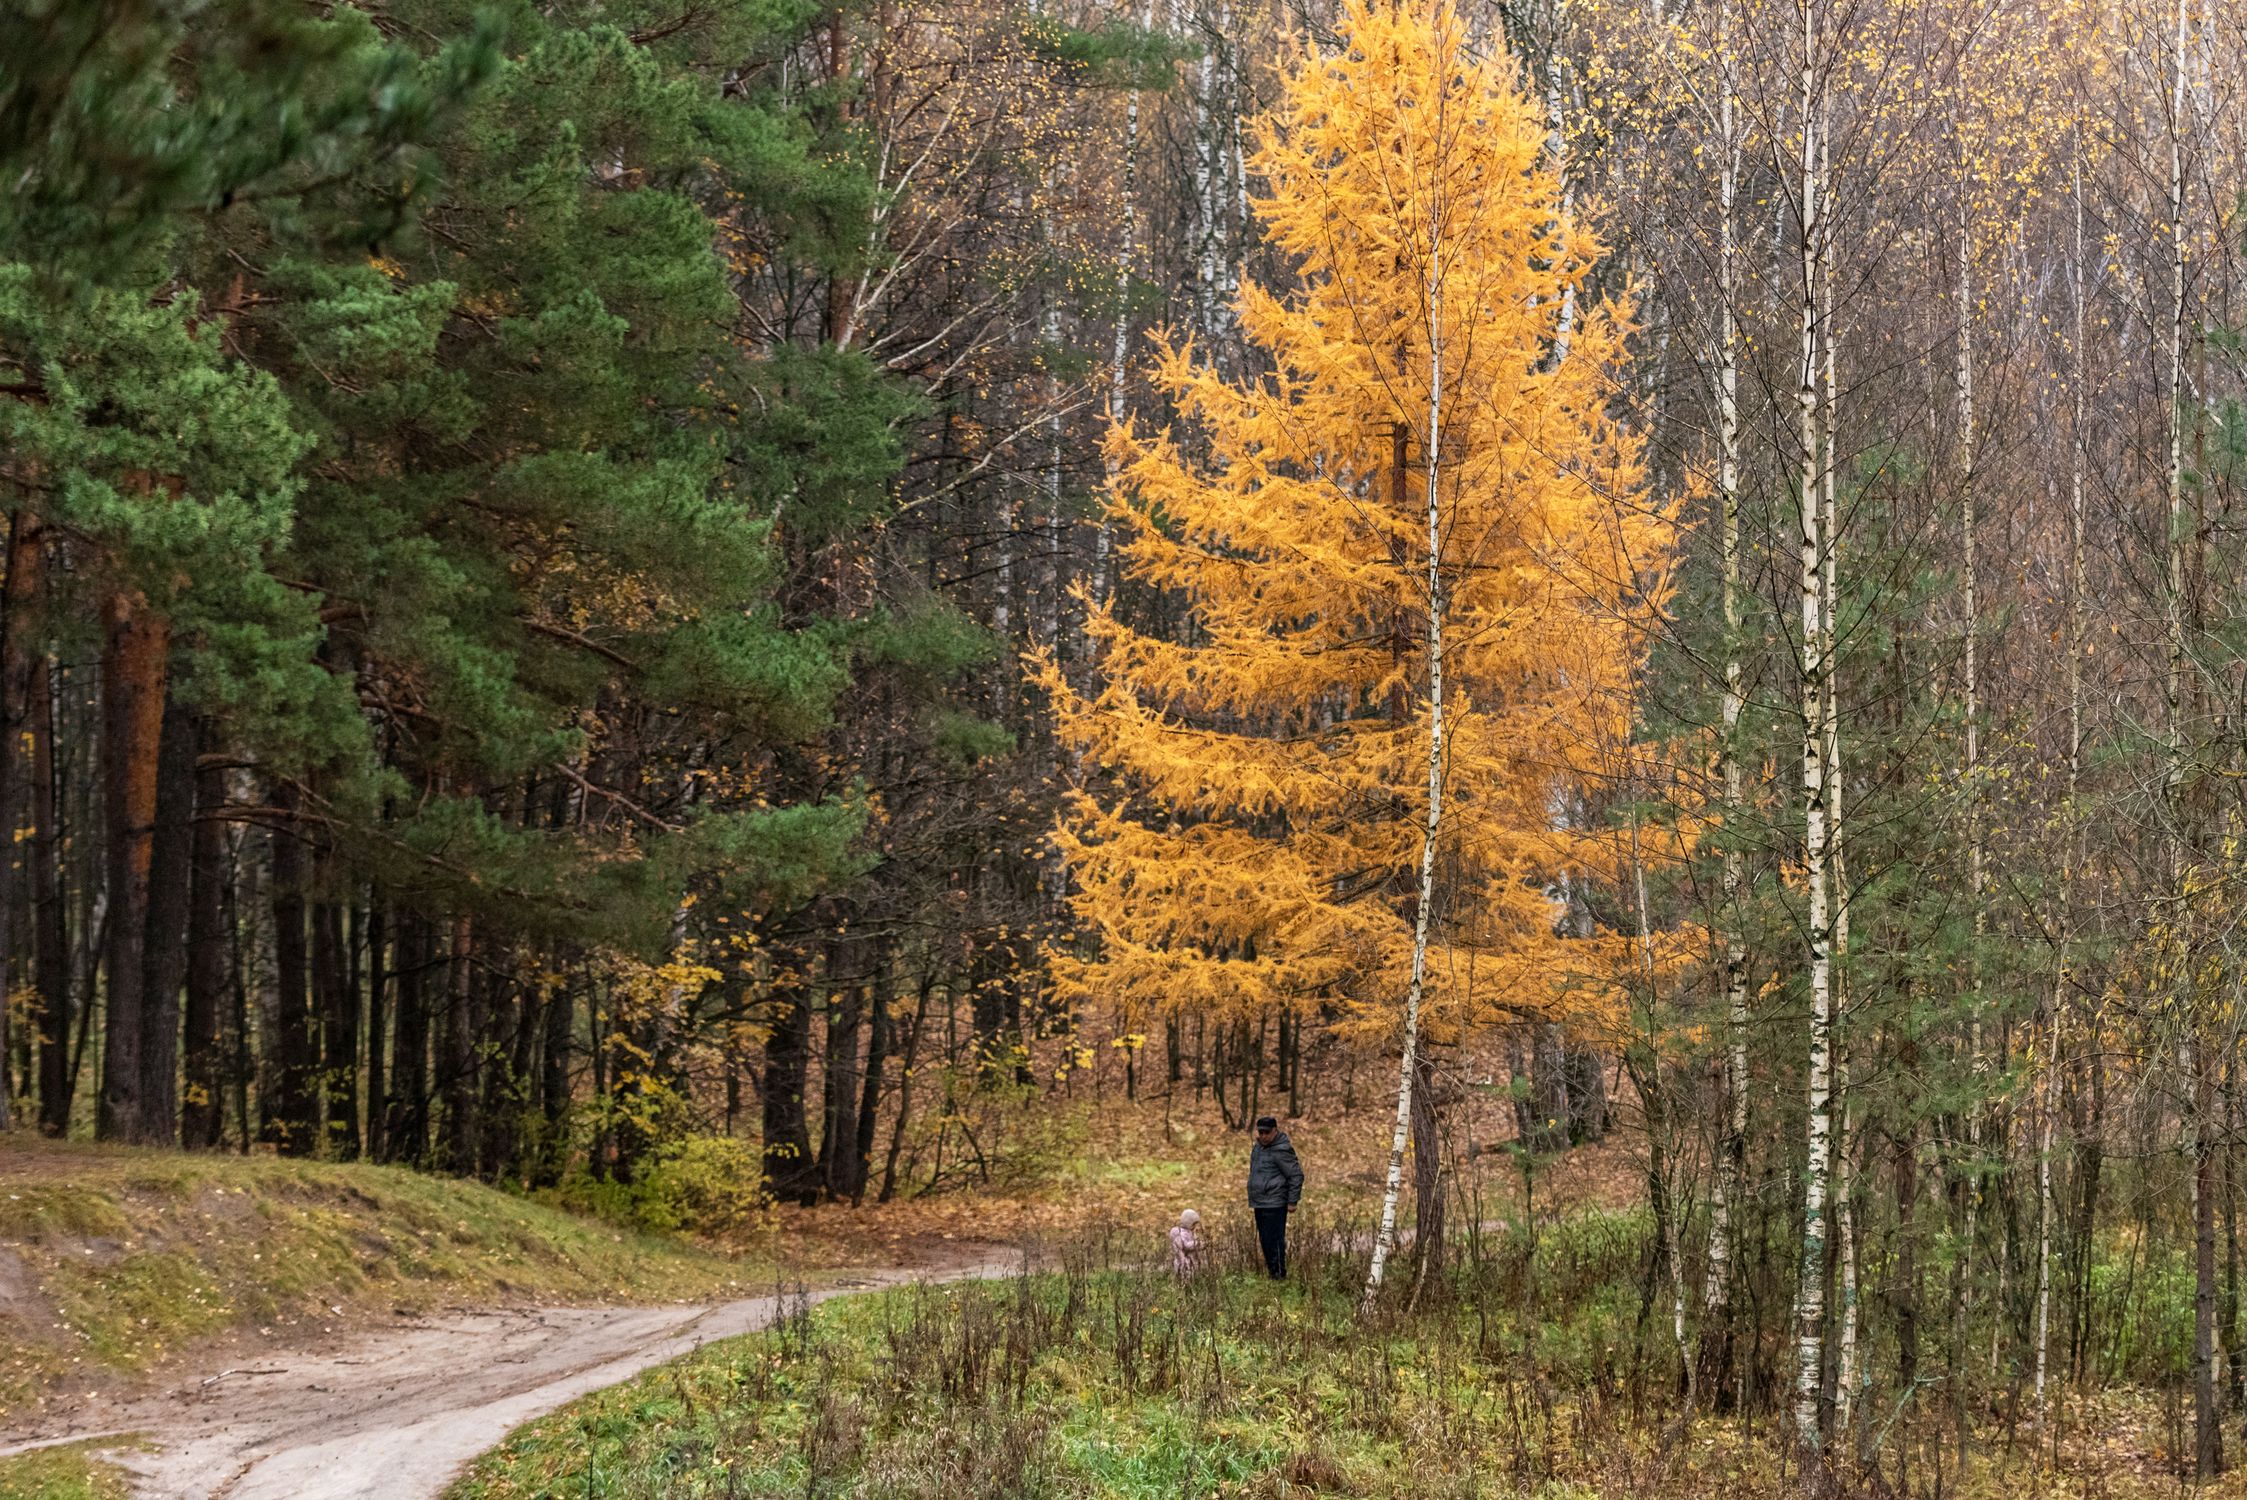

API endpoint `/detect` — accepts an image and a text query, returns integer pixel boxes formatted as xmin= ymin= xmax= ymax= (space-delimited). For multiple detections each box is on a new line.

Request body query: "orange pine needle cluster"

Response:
xmin=1038 ymin=0 xmax=1682 ymax=1050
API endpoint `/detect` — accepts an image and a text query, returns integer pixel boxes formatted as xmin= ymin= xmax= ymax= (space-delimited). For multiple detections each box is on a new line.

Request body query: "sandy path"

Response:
xmin=0 ymin=1253 xmax=1019 ymax=1499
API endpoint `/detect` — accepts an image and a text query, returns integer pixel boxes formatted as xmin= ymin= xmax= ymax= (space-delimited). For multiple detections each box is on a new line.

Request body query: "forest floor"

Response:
xmin=451 ymin=1224 xmax=2247 ymax=1500
xmin=0 ymin=1082 xmax=1637 ymax=1498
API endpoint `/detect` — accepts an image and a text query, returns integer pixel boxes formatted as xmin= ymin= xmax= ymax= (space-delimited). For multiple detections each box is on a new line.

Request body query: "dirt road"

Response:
xmin=0 ymin=1253 xmax=1018 ymax=1499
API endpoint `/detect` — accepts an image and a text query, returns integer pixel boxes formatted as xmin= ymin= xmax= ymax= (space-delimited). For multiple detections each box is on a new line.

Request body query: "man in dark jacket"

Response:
xmin=1246 ymin=1115 xmax=1303 ymax=1279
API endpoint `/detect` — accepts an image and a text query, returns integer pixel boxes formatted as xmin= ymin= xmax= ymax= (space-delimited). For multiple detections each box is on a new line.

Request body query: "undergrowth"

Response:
xmin=451 ymin=1208 xmax=2210 ymax=1500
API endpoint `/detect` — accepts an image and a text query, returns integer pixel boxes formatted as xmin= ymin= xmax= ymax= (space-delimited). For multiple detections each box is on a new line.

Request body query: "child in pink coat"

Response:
xmin=1169 ymin=1208 xmax=1203 ymax=1274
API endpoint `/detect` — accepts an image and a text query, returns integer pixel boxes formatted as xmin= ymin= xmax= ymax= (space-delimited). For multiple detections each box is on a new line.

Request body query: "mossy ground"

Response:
xmin=0 ymin=1438 xmax=142 ymax=1499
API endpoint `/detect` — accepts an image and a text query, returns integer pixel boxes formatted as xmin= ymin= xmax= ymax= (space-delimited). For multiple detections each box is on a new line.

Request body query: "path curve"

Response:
xmin=0 ymin=1252 xmax=1020 ymax=1499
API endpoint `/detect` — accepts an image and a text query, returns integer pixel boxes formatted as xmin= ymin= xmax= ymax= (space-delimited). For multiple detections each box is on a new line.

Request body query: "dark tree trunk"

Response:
xmin=587 ymin=979 xmax=610 ymax=1180
xmin=266 ymin=792 xmax=317 ymax=1155
xmin=1523 ymin=1026 xmax=1569 ymax=1152
xmin=490 ymin=974 xmax=537 ymax=1180
xmin=971 ymin=946 xmax=1009 ymax=1086
xmin=2068 ymin=1045 xmax=2105 ymax=1382
xmin=2196 ymin=1034 xmax=2222 ymax=1477
xmin=180 ymin=743 xmax=227 ymax=1149
xmin=1410 ymin=1048 xmax=1444 ymax=1279
xmin=1248 ymin=1014 xmax=1266 ymax=1124
xmin=880 ymin=972 xmax=933 ymax=1204
xmin=442 ymin=916 xmax=478 ymax=1176
xmin=851 ymin=967 xmax=889 ymax=1207
xmin=98 ymin=590 xmax=170 ymax=1143
xmin=314 ymin=897 xmax=357 ymax=1159
xmin=31 ymin=652 xmax=71 ymax=1136
xmin=818 ymin=939 xmax=864 ymax=1202
xmin=532 ymin=973 xmax=571 ymax=1187
xmin=138 ymin=695 xmax=195 ymax=1139
xmin=1564 ymin=1045 xmax=1609 ymax=1144
xmin=386 ymin=913 xmax=430 ymax=1164
xmin=762 ymin=984 xmax=818 ymax=1205
xmin=0 ymin=513 xmax=38 ymax=1133
xmin=1892 ymin=1112 xmax=1921 ymax=1400
xmin=363 ymin=904 xmax=385 ymax=1163
xmin=1194 ymin=1012 xmax=1207 ymax=1100
xmin=225 ymin=863 xmax=251 ymax=1152
xmin=1286 ymin=1007 xmax=1302 ymax=1117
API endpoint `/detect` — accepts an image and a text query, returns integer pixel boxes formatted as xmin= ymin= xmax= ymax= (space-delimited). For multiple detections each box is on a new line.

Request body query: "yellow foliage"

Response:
xmin=1039 ymin=0 xmax=1679 ymax=1047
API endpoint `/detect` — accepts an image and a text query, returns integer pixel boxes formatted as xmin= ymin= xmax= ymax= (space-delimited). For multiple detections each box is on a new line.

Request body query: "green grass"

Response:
xmin=0 ymin=1439 xmax=140 ymax=1499
xmin=0 ymin=1141 xmax=763 ymax=1416
xmin=449 ymin=1208 xmax=2203 ymax=1500
xmin=449 ymin=1211 xmax=1657 ymax=1499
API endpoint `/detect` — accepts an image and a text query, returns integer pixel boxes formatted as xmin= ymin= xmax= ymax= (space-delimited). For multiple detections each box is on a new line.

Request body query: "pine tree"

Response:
xmin=1044 ymin=0 xmax=1675 ymax=1285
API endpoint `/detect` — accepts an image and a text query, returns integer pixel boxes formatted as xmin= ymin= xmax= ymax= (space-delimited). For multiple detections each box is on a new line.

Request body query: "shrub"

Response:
xmin=637 ymin=1136 xmax=771 ymax=1238
xmin=551 ymin=1135 xmax=772 ymax=1240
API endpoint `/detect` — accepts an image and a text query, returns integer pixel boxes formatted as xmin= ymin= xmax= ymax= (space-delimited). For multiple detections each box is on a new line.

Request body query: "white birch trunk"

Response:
xmin=1631 ymin=807 xmax=1688 ymax=1376
xmin=1039 ymin=292 xmax=1064 ymax=653
xmin=1224 ymin=0 xmax=1245 ymax=328
xmin=1820 ymin=104 xmax=1843 ymax=978
xmin=1538 ymin=0 xmax=1579 ymax=365
xmin=1834 ymin=1085 xmax=1860 ymax=1439
xmin=2162 ymin=0 xmax=2220 ymax=1472
xmin=1822 ymin=98 xmax=1853 ymax=1435
xmin=2038 ymin=156 xmax=2091 ymax=1432
xmin=1953 ymin=206 xmax=1985 ymax=1418
xmin=1365 ymin=118 xmax=1453 ymax=1309
xmin=2163 ymin=0 xmax=2188 ymax=849
xmin=1190 ymin=0 xmax=1221 ymax=351
xmin=1097 ymin=1 xmax=1153 ymax=610
xmin=1790 ymin=3 xmax=1834 ymax=1455
xmin=2033 ymin=1006 xmax=2059 ymax=1423
xmin=1704 ymin=0 xmax=1749 ymax=1345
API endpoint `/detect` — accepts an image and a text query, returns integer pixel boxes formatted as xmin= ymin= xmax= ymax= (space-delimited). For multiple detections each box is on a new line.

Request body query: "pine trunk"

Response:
xmin=852 ymin=961 xmax=889 ymax=1207
xmin=266 ymin=793 xmax=318 ymax=1155
xmin=181 ymin=744 xmax=227 ymax=1148
xmin=533 ymin=972 xmax=570 ymax=1187
xmin=762 ymin=984 xmax=818 ymax=1205
xmin=138 ymin=696 xmax=196 ymax=1141
xmin=0 ymin=513 xmax=34 ymax=1135
xmin=97 ymin=589 xmax=170 ymax=1144
xmin=316 ymin=897 xmax=358 ymax=1159
xmin=30 ymin=641 xmax=71 ymax=1136
xmin=819 ymin=951 xmax=864 ymax=1202
xmin=387 ymin=913 xmax=431 ymax=1163
xmin=363 ymin=904 xmax=386 ymax=1163
xmin=442 ymin=915 xmax=478 ymax=1175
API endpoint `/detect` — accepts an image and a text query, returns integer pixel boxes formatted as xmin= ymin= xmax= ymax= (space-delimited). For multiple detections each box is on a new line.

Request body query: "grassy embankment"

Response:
xmin=0 ymin=1139 xmax=774 ymax=1497
xmin=0 ymin=1140 xmax=760 ymax=1416
xmin=453 ymin=1205 xmax=2212 ymax=1500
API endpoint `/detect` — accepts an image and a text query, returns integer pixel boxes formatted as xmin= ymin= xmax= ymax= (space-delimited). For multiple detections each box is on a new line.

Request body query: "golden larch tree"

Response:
xmin=1039 ymin=0 xmax=1678 ymax=1289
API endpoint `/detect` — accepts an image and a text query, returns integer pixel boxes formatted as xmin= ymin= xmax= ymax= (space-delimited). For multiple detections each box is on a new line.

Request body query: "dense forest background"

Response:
xmin=3 ymin=0 xmax=2246 ymax=1478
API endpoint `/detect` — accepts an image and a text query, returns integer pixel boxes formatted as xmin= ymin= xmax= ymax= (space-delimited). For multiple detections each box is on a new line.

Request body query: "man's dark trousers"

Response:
xmin=1254 ymin=1206 xmax=1288 ymax=1278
